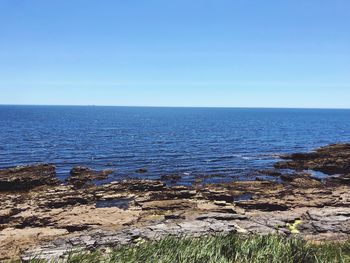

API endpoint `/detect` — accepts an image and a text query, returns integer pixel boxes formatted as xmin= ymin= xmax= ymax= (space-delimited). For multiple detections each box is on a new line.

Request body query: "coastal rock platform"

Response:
xmin=0 ymin=144 xmax=349 ymax=261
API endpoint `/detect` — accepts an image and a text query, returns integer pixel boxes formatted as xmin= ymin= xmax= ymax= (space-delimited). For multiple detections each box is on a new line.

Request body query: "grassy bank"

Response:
xmin=30 ymin=234 xmax=350 ymax=263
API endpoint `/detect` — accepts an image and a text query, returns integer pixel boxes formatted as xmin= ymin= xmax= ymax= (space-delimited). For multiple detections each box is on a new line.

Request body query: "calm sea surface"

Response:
xmin=0 ymin=106 xmax=349 ymax=184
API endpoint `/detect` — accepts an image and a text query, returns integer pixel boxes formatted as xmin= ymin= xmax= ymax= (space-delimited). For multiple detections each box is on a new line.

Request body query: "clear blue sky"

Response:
xmin=0 ymin=0 xmax=349 ymax=108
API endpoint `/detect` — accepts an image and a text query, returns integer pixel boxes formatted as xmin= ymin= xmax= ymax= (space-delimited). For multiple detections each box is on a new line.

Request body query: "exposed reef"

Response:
xmin=0 ymin=164 xmax=58 ymax=191
xmin=67 ymin=167 xmax=113 ymax=188
xmin=275 ymin=143 xmax=350 ymax=176
xmin=0 ymin=144 xmax=349 ymax=261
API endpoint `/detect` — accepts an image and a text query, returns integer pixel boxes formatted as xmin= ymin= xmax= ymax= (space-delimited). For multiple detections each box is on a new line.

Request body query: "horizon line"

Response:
xmin=0 ymin=104 xmax=349 ymax=110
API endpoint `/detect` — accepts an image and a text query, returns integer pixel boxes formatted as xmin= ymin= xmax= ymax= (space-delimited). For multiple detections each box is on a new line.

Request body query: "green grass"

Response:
xmin=30 ymin=234 xmax=350 ymax=263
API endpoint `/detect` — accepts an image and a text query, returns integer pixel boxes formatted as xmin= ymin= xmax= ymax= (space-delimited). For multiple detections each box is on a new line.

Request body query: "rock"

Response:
xmin=0 ymin=149 xmax=348 ymax=261
xmin=274 ymin=144 xmax=350 ymax=176
xmin=15 ymin=216 xmax=52 ymax=229
xmin=280 ymin=173 xmax=321 ymax=188
xmin=196 ymin=212 xmax=247 ymax=221
xmin=214 ymin=201 xmax=230 ymax=206
xmin=67 ymin=167 xmax=113 ymax=187
xmin=0 ymin=164 xmax=58 ymax=191
xmin=327 ymin=174 xmax=350 ymax=185
xmin=290 ymin=177 xmax=321 ymax=188
xmin=306 ymin=207 xmax=350 ymax=234
xmin=0 ymin=227 xmax=69 ymax=261
xmin=176 ymin=221 xmax=211 ymax=234
xmin=135 ymin=168 xmax=148 ymax=174
xmin=0 ymin=208 xmax=22 ymax=226
xmin=126 ymin=180 xmax=165 ymax=191
xmin=46 ymin=195 xmax=93 ymax=208
xmin=237 ymin=201 xmax=289 ymax=211
xmin=164 ymin=214 xmax=185 ymax=220
xmin=160 ymin=174 xmax=182 ymax=181
xmin=149 ymin=189 xmax=197 ymax=200
xmin=202 ymin=190 xmax=237 ymax=203
xmin=283 ymin=152 xmax=321 ymax=161
xmin=141 ymin=200 xmax=196 ymax=211
xmin=64 ymin=224 xmax=90 ymax=233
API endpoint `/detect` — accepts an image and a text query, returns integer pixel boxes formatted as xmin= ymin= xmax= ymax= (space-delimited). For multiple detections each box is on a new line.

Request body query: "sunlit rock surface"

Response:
xmin=0 ymin=144 xmax=349 ymax=261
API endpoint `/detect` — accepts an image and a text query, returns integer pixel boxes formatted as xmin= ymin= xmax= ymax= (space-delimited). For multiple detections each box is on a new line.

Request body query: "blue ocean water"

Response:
xmin=0 ymin=106 xmax=349 ymax=184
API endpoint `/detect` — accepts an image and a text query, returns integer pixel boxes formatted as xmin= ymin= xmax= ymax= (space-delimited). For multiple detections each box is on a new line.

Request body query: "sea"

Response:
xmin=0 ymin=105 xmax=349 ymax=184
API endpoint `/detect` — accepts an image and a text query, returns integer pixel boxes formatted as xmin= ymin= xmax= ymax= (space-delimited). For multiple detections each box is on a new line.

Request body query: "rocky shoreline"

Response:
xmin=0 ymin=144 xmax=349 ymax=261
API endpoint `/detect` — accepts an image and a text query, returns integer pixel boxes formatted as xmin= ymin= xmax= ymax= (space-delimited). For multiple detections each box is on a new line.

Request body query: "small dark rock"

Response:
xmin=327 ymin=174 xmax=350 ymax=185
xmin=135 ymin=168 xmax=148 ymax=174
xmin=196 ymin=212 xmax=247 ymax=221
xmin=160 ymin=174 xmax=182 ymax=181
xmin=65 ymin=225 xmax=90 ymax=233
xmin=237 ymin=202 xmax=289 ymax=211
xmin=164 ymin=214 xmax=185 ymax=220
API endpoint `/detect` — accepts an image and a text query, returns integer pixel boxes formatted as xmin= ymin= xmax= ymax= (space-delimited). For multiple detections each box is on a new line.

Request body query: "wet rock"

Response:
xmin=95 ymin=198 xmax=133 ymax=209
xmin=275 ymin=144 xmax=350 ymax=176
xmin=327 ymin=174 xmax=350 ymax=185
xmin=160 ymin=174 xmax=182 ymax=181
xmin=0 ymin=208 xmax=22 ymax=226
xmin=46 ymin=195 xmax=93 ymax=208
xmin=126 ymin=180 xmax=165 ymax=191
xmin=237 ymin=201 xmax=289 ymax=211
xmin=149 ymin=189 xmax=197 ymax=200
xmin=102 ymin=179 xmax=165 ymax=192
xmin=0 ymin=164 xmax=58 ymax=191
xmin=65 ymin=224 xmax=90 ymax=233
xmin=67 ymin=167 xmax=113 ymax=187
xmin=135 ymin=168 xmax=148 ymax=174
xmin=281 ymin=152 xmax=321 ymax=161
xmin=196 ymin=212 xmax=247 ymax=221
xmin=201 ymin=190 xmax=237 ymax=203
xmin=0 ymin=149 xmax=348 ymax=261
xmin=15 ymin=216 xmax=52 ymax=229
xmin=280 ymin=173 xmax=321 ymax=188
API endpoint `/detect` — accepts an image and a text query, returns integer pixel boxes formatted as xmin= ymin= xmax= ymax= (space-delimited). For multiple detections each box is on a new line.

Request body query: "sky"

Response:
xmin=0 ymin=0 xmax=349 ymax=108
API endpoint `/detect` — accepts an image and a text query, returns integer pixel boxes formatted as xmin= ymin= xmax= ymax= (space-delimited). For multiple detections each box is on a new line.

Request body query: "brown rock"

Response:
xmin=135 ymin=168 xmax=148 ymax=174
xmin=275 ymin=144 xmax=350 ymax=176
xmin=67 ymin=167 xmax=113 ymax=187
xmin=280 ymin=173 xmax=321 ymax=188
xmin=327 ymin=174 xmax=350 ymax=185
xmin=160 ymin=174 xmax=182 ymax=181
xmin=0 ymin=164 xmax=58 ymax=191
xmin=0 ymin=148 xmax=349 ymax=261
xmin=141 ymin=200 xmax=196 ymax=211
